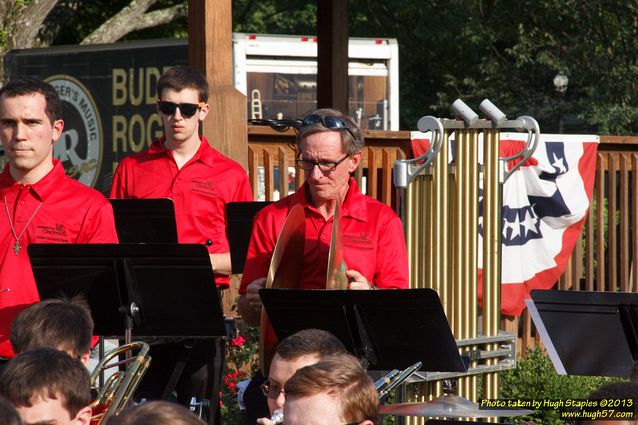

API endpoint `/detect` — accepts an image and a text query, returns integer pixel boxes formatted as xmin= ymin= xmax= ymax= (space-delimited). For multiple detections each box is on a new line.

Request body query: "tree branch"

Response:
xmin=127 ymin=3 xmax=187 ymax=33
xmin=80 ymin=0 xmax=186 ymax=45
xmin=80 ymin=0 xmax=156 ymax=45
xmin=0 ymin=0 xmax=17 ymax=30
xmin=6 ymin=0 xmax=60 ymax=49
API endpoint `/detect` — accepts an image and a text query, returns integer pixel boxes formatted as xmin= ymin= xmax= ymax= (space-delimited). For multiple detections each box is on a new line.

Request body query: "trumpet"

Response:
xmin=89 ymin=341 xmax=152 ymax=425
xmin=375 ymin=361 xmax=422 ymax=400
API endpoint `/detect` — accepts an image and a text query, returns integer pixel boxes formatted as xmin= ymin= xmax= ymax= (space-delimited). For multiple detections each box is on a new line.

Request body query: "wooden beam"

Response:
xmin=188 ymin=0 xmax=248 ymax=169
xmin=316 ymin=0 xmax=349 ymax=114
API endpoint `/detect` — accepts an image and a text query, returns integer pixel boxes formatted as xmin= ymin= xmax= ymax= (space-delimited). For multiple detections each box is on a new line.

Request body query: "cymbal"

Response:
xmin=260 ymin=204 xmax=306 ymax=376
xmin=265 ymin=204 xmax=305 ymax=290
xmin=379 ymin=394 xmax=533 ymax=418
xmin=326 ymin=196 xmax=348 ymax=290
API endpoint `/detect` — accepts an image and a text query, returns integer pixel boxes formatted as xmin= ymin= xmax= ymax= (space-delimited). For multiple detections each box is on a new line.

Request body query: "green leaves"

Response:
xmin=500 ymin=347 xmax=621 ymax=425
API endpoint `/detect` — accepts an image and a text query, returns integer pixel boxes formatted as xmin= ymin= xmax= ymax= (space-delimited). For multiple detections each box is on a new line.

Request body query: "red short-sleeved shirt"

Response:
xmin=0 ymin=161 xmax=118 ymax=358
xmin=240 ymin=178 xmax=408 ymax=292
xmin=110 ymin=137 xmax=253 ymax=287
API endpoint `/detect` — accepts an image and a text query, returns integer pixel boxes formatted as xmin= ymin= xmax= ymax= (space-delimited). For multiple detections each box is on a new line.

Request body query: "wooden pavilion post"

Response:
xmin=316 ymin=0 xmax=349 ymax=114
xmin=188 ymin=0 xmax=248 ymax=169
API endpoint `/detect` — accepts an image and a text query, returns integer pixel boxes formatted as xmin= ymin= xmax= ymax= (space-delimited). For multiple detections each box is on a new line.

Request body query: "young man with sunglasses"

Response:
xmin=110 ymin=66 xmax=252 ymax=287
xmin=238 ymin=108 xmax=408 ymax=327
xmin=109 ymin=66 xmax=251 ymax=421
xmin=0 ymin=77 xmax=118 ymax=362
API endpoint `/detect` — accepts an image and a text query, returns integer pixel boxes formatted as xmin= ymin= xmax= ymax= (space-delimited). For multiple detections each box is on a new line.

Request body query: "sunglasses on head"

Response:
xmin=301 ymin=114 xmax=356 ymax=140
xmin=157 ymin=100 xmax=205 ymax=118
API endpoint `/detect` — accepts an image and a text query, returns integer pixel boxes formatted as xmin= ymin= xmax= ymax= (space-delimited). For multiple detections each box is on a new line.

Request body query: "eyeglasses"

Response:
xmin=295 ymin=154 xmax=350 ymax=172
xmin=260 ymin=380 xmax=284 ymax=399
xmin=302 ymin=114 xmax=357 ymax=140
xmin=157 ymin=100 xmax=205 ymax=118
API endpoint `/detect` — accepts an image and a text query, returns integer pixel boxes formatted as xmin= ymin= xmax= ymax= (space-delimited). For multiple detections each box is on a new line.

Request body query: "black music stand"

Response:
xmin=109 ymin=198 xmax=179 ymax=243
xmin=526 ymin=289 xmax=638 ymax=377
xmin=28 ymin=243 xmax=224 ymax=339
xmin=226 ymin=201 xmax=272 ymax=273
xmin=29 ymin=243 xmax=225 ymax=424
xmin=259 ymin=288 xmax=466 ymax=372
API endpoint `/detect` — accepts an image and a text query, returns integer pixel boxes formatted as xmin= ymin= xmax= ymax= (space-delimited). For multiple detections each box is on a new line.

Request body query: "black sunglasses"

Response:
xmin=157 ymin=100 xmax=205 ymax=118
xmin=302 ymin=114 xmax=356 ymax=140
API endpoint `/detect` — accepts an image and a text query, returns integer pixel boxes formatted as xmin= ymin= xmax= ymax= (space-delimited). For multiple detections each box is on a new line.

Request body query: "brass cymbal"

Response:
xmin=326 ymin=196 xmax=348 ymax=290
xmin=265 ymin=204 xmax=306 ymax=290
xmin=379 ymin=394 xmax=533 ymax=418
xmin=259 ymin=204 xmax=306 ymax=376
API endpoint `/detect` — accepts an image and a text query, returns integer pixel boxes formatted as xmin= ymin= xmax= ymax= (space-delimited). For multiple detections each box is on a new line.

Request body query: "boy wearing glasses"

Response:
xmin=110 ymin=66 xmax=252 ymax=287
xmin=238 ymin=108 xmax=408 ymax=327
xmin=251 ymin=329 xmax=346 ymax=425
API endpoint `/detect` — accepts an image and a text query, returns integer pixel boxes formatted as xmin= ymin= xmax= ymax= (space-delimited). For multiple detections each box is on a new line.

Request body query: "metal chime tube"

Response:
xmin=452 ymin=129 xmax=463 ymax=334
xmin=432 ymin=130 xmax=451 ymax=312
xmin=452 ymin=128 xmax=466 ymax=400
xmin=453 ymin=127 xmax=480 ymax=402
xmin=468 ymin=128 xmax=480 ymax=402
xmin=482 ymin=128 xmax=502 ymax=410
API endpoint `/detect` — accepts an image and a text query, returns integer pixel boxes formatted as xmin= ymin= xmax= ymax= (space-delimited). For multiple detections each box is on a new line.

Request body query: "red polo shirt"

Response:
xmin=0 ymin=160 xmax=118 ymax=358
xmin=110 ymin=137 xmax=253 ymax=287
xmin=239 ymin=178 xmax=408 ymax=292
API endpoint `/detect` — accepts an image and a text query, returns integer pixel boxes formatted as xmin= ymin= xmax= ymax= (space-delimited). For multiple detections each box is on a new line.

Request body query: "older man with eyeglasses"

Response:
xmin=238 ymin=108 xmax=408 ymax=326
xmin=238 ymin=107 xmax=408 ymax=321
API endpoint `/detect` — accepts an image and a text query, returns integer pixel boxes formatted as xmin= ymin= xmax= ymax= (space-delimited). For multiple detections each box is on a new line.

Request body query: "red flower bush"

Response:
xmin=231 ymin=335 xmax=247 ymax=347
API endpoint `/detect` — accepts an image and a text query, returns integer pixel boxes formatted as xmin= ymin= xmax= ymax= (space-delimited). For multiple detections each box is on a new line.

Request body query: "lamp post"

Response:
xmin=553 ymin=73 xmax=569 ymax=133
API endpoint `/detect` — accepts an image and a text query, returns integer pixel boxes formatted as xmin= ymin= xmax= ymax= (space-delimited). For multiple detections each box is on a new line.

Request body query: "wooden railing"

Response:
xmin=246 ymin=126 xmax=638 ymax=355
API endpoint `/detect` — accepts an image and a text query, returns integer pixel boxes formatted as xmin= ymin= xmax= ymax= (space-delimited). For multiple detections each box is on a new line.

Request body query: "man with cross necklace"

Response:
xmin=0 ymin=77 xmax=118 ymax=361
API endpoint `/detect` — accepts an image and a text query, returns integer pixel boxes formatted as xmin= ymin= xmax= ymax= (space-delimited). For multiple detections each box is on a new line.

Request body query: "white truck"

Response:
xmin=233 ymin=33 xmax=399 ymax=130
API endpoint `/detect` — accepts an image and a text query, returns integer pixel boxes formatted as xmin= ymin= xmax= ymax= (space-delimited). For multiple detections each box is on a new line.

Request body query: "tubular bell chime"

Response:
xmin=393 ymin=99 xmax=540 ymax=423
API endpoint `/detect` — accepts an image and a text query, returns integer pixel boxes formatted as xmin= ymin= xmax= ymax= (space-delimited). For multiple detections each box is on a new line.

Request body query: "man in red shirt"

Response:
xmin=110 ymin=67 xmax=250 ymax=421
xmin=110 ymin=66 xmax=252 ymax=288
xmin=0 ymin=77 xmax=118 ymax=359
xmin=238 ymin=108 xmax=408 ymax=326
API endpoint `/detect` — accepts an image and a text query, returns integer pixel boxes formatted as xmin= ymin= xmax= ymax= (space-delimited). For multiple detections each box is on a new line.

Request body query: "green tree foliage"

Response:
xmin=6 ymin=0 xmax=638 ymax=133
xmin=500 ymin=347 xmax=620 ymax=425
xmin=233 ymin=0 xmax=316 ymax=35
xmin=345 ymin=0 xmax=638 ymax=133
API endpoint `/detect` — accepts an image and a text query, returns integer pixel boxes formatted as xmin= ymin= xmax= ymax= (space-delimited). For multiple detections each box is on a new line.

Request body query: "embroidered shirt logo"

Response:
xmin=36 ymin=223 xmax=69 ymax=242
xmin=343 ymin=232 xmax=373 ymax=250
xmin=191 ymin=179 xmax=217 ymax=196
